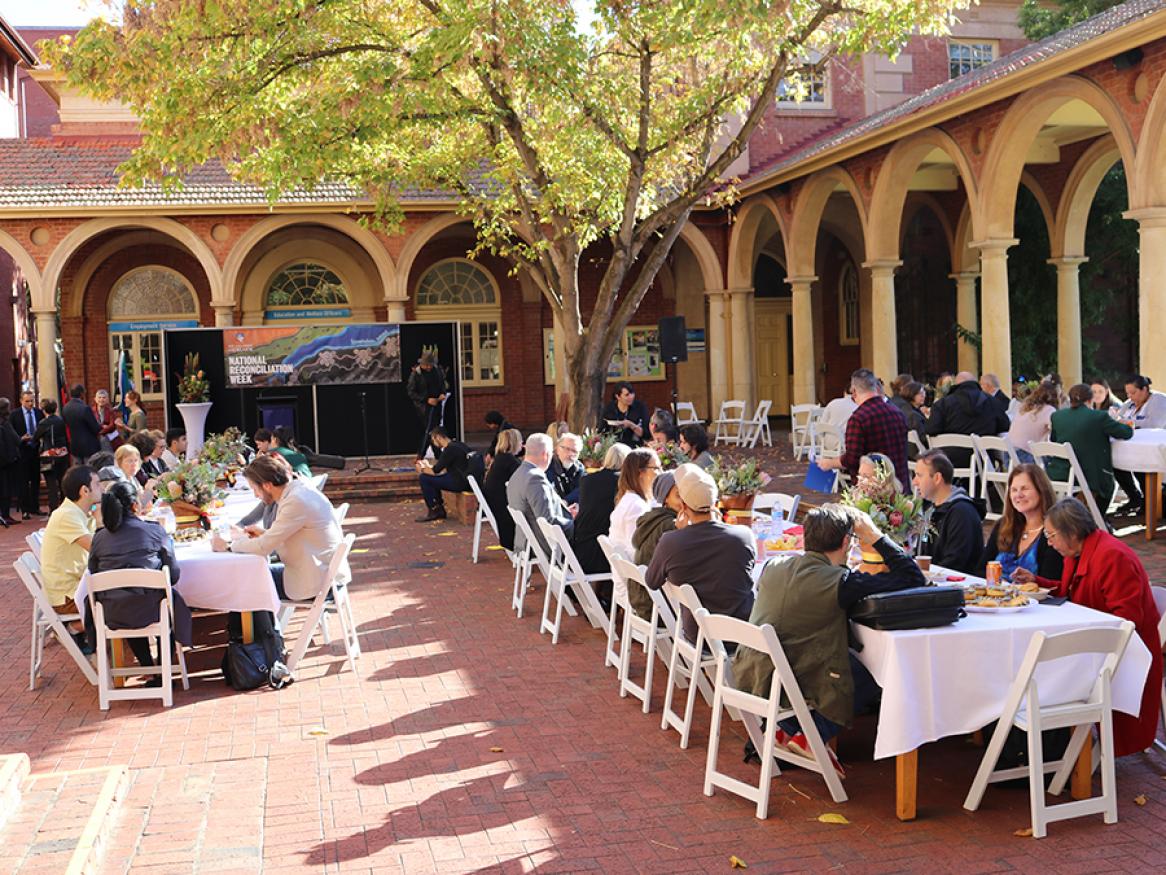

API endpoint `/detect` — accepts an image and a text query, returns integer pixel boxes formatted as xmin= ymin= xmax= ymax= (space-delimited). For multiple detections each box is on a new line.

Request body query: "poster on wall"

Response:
xmin=223 ymin=324 xmax=402 ymax=388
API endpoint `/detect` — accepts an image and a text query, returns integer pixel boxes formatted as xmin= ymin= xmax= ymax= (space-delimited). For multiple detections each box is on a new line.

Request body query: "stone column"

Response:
xmin=728 ymin=287 xmax=755 ymax=405
xmin=949 ymin=271 xmax=980 ymax=374
xmin=385 ymin=301 xmax=408 ymax=323
xmin=1125 ymin=208 xmax=1166 ymax=381
xmin=785 ymin=276 xmax=818 ymax=405
xmin=33 ymin=309 xmax=58 ymax=400
xmin=973 ymin=238 xmax=1017 ymax=387
xmin=863 ymin=259 xmax=901 ymax=382
xmin=212 ymin=303 xmax=235 ymax=327
xmin=1048 ymin=256 xmax=1088 ymax=386
xmin=705 ymin=289 xmax=731 ymax=412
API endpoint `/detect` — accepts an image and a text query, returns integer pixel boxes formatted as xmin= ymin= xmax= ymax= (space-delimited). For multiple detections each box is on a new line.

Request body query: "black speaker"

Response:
xmin=658 ymin=316 xmax=687 ymax=363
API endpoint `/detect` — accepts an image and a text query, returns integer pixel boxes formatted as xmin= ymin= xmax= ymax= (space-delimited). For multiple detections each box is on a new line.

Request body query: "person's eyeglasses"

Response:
xmin=646 ymin=464 xmax=662 ymax=472
xmin=1043 ymin=529 xmax=1058 ymax=541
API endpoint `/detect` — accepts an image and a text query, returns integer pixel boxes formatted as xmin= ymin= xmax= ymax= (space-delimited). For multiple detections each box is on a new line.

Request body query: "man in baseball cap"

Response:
xmin=643 ymin=463 xmax=756 ymax=642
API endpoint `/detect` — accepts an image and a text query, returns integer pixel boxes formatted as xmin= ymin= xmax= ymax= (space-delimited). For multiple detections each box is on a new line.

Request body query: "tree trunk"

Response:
xmin=565 ymin=347 xmax=609 ymax=432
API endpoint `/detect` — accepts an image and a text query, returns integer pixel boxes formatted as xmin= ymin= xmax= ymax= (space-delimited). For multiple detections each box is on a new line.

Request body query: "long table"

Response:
xmin=1112 ymin=428 xmax=1166 ymax=541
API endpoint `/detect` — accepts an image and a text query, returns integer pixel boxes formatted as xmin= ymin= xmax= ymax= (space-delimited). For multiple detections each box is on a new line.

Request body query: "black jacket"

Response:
xmin=890 ymin=395 xmax=927 ymax=437
xmin=989 ymin=390 xmax=1011 ymax=418
xmin=924 ymin=380 xmax=1010 ymax=468
xmin=63 ymin=398 xmax=103 ymax=459
xmin=600 ymin=398 xmax=649 ymax=447
xmin=11 ymin=406 xmax=44 ymax=458
xmin=34 ymin=414 xmax=68 ymax=453
xmin=570 ymin=469 xmax=619 ymax=574
xmin=919 ymin=486 xmax=985 ymax=574
xmin=483 ymin=452 xmax=521 ymax=551
xmin=976 ymin=523 xmax=1064 ymax=581
xmin=0 ymin=419 xmax=20 ymax=467
xmin=431 ymin=440 xmax=471 ymax=490
xmin=548 ymin=456 xmax=584 ymax=503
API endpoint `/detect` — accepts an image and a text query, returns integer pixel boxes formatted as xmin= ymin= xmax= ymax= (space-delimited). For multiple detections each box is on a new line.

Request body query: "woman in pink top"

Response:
xmin=1007 ymin=380 xmax=1059 ymax=462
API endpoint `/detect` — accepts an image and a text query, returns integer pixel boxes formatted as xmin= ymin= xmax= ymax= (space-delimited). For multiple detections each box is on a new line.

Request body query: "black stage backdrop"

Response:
xmin=163 ymin=322 xmax=460 ymax=456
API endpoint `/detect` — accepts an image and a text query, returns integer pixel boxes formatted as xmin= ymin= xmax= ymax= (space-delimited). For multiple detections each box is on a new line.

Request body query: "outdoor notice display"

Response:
xmin=223 ymin=324 xmax=402 ymax=388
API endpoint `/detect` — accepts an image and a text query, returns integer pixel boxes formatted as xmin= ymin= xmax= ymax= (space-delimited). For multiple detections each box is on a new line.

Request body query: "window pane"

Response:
xmin=479 ymin=322 xmax=500 ymax=381
xmin=266 ymin=263 xmax=349 ymax=307
xmin=139 ymin=333 xmax=163 ymax=396
xmin=460 ymin=321 xmax=474 ymax=382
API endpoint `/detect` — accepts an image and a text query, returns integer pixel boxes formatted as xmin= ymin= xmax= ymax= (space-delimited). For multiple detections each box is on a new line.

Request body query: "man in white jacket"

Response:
xmin=212 ymin=454 xmax=348 ymax=600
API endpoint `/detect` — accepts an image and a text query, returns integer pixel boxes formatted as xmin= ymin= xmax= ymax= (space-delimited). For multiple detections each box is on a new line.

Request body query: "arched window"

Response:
xmin=107 ymin=267 xmax=200 ymax=400
xmin=415 ymin=259 xmax=503 ymax=387
xmin=264 ymin=262 xmax=350 ymax=319
xmin=838 ymin=259 xmax=860 ymax=346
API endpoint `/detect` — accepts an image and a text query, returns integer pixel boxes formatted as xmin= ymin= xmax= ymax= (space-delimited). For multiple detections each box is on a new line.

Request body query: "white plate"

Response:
xmin=965 ymin=598 xmax=1037 ymax=614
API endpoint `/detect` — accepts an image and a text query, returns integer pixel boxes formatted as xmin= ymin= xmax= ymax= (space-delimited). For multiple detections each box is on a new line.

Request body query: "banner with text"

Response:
xmin=223 ymin=324 xmax=402 ymax=388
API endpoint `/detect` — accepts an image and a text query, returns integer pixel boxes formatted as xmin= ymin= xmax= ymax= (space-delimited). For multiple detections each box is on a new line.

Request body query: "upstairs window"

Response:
xmin=415 ymin=259 xmax=503 ymax=387
xmin=777 ymin=55 xmax=830 ymax=108
xmin=949 ymin=40 xmax=996 ymax=79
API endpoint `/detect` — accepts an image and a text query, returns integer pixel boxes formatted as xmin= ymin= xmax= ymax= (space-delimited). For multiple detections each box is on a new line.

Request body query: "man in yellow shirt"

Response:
xmin=40 ymin=466 xmax=102 ymax=633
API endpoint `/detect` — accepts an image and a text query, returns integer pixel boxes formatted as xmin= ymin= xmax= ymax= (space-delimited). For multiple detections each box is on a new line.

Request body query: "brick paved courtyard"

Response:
xmin=1 ymin=447 xmax=1165 ymax=873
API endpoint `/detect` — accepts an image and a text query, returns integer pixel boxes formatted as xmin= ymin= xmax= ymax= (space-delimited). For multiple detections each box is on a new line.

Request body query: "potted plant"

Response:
xmin=175 ymin=352 xmax=213 ymax=458
xmin=578 ymin=428 xmax=619 ymax=471
xmin=710 ymin=456 xmax=771 ymax=513
xmin=199 ymin=427 xmax=249 ymax=484
xmin=156 ymin=460 xmax=225 ymax=529
xmin=657 ymin=441 xmax=689 ymax=470
xmin=840 ymin=459 xmax=929 ymax=572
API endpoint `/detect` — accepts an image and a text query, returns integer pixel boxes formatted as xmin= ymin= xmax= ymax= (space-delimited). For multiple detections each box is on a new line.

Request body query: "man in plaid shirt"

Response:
xmin=818 ymin=369 xmax=909 ymax=486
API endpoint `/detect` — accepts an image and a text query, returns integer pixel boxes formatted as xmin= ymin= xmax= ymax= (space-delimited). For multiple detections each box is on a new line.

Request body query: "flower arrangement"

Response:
xmin=709 ymin=456 xmax=772 ymax=496
xmin=578 ymin=428 xmax=620 ymax=468
xmin=657 ymin=441 xmax=689 ymax=470
xmin=156 ymin=460 xmax=224 ymax=514
xmin=840 ymin=459 xmax=928 ymax=548
xmin=199 ymin=427 xmax=248 ymax=468
xmin=176 ymin=353 xmax=210 ymax=403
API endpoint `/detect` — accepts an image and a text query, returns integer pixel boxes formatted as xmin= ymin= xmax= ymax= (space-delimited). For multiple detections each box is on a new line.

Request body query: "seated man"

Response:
xmin=211 ymin=455 xmax=349 ymax=602
xmin=40 ymin=465 xmax=103 ymax=645
xmin=733 ymin=505 xmax=924 ymax=776
xmin=415 ymin=426 xmax=471 ymax=522
xmin=161 ymin=427 xmax=186 ymax=469
xmin=913 ymin=448 xmax=985 ymax=573
xmin=644 ymin=463 xmax=754 ymax=642
xmin=547 ymin=432 xmax=584 ymax=505
xmin=648 ymin=408 xmax=679 ymax=447
xmin=507 ymin=432 xmax=574 ymax=558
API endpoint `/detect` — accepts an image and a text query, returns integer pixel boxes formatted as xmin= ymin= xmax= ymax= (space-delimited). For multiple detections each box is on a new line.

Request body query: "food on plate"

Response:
xmin=1018 ymin=582 xmax=1041 ymax=593
xmin=963 ymin=580 xmax=1033 ymax=609
xmin=173 ymin=527 xmax=208 ymax=543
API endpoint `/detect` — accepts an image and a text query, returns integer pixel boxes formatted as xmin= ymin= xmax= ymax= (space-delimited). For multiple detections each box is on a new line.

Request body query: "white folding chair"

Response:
xmin=906 ymin=430 xmax=928 ymax=479
xmin=660 ymin=582 xmax=718 ymax=748
xmin=973 ymin=434 xmax=1020 ymax=522
xmin=87 ymin=567 xmax=189 ymax=709
xmin=712 ymin=400 xmax=747 ymax=447
xmin=789 ymin=404 xmax=819 ymax=461
xmin=15 ymin=553 xmax=98 ymax=690
xmin=811 ymin=421 xmax=847 ymax=492
xmin=696 ymin=608 xmax=848 ymax=815
xmin=1029 ymin=440 xmax=1107 ymax=530
xmin=926 ymin=433 xmax=980 ymax=498
xmin=1152 ymin=586 xmax=1166 ymax=754
xmin=333 ymin=502 xmax=349 ymax=526
xmin=509 ymin=508 xmax=560 ymax=620
xmin=466 ymin=475 xmax=500 ymax=564
xmin=674 ymin=402 xmax=701 ymax=426
xmin=310 ymin=473 xmax=329 ymax=491
xmin=606 ymin=556 xmax=665 ymax=712
xmin=752 ymin=492 xmax=799 ymax=523
xmin=280 ymin=533 xmax=359 ymax=676
xmin=537 ymin=519 xmax=612 ymax=645
xmin=597 ymin=535 xmax=630 ymax=671
xmin=738 ymin=400 xmax=773 ymax=449
xmin=964 ymin=621 xmax=1135 ymax=838
xmin=25 ymin=530 xmax=44 ymax=561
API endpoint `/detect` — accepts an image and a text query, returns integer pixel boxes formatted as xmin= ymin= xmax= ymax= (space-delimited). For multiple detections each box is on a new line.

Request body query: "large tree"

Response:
xmin=50 ymin=0 xmax=960 ymax=428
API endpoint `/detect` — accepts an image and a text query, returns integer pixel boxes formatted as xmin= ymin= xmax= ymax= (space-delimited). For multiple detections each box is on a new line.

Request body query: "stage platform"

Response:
xmin=318 ymin=455 xmax=424 ymax=502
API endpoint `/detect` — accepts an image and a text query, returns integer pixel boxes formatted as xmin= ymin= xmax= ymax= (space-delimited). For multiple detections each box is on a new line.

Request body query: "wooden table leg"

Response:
xmin=896 ymin=749 xmax=918 ymax=821
xmin=1144 ymin=471 xmax=1161 ymax=542
xmin=240 ymin=611 xmax=254 ymax=644
xmin=1071 ymin=733 xmax=1093 ymax=800
xmin=111 ymin=639 xmax=127 ymax=688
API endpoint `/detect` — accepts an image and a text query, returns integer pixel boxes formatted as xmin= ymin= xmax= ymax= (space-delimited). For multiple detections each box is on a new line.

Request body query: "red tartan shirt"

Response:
xmin=840 ymin=396 xmax=909 ymax=485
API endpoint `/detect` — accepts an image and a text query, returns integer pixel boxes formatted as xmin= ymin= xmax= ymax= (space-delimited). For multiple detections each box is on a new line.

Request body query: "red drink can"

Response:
xmin=986 ymin=561 xmax=1002 ymax=586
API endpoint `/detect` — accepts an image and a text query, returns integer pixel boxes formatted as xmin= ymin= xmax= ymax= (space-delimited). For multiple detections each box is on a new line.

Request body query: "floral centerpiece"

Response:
xmin=156 ymin=460 xmax=225 ymax=529
xmin=840 ymin=459 xmax=928 ymax=567
xmin=709 ymin=456 xmax=772 ymax=513
xmin=657 ymin=441 xmax=689 ymax=470
xmin=176 ymin=353 xmax=210 ymax=403
xmin=199 ymin=427 xmax=249 ymax=469
xmin=579 ymin=428 xmax=619 ymax=469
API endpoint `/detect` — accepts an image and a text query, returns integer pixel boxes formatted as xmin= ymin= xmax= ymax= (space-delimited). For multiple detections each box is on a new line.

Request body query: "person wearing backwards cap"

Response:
xmin=644 ymin=463 xmax=755 ymax=642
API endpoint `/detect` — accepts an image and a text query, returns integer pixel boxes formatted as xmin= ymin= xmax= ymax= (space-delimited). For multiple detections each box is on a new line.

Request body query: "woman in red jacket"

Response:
xmin=1017 ymin=498 xmax=1162 ymax=756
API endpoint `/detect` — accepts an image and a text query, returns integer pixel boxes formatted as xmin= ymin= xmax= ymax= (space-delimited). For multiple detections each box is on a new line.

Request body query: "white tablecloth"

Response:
xmin=75 ymin=484 xmax=280 ymax=618
xmin=1112 ymin=428 xmax=1166 ymax=474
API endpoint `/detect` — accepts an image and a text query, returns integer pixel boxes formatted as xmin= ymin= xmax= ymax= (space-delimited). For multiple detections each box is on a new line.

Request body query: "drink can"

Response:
xmin=986 ymin=561 xmax=1002 ymax=585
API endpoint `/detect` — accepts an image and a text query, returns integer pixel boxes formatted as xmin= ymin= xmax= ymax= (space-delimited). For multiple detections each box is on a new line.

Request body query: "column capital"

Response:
xmin=31 ymin=307 xmax=57 ymax=317
xmin=724 ymin=286 xmax=755 ymax=296
xmin=703 ymin=287 xmax=732 ymax=299
xmin=1046 ymin=256 xmax=1089 ymax=269
xmin=948 ymin=271 xmax=979 ymax=282
xmin=784 ymin=275 xmax=818 ymax=287
xmin=970 ymin=238 xmax=1019 ymax=253
xmin=862 ymin=259 xmax=902 ymax=275
xmin=1123 ymin=207 xmax=1166 ymax=226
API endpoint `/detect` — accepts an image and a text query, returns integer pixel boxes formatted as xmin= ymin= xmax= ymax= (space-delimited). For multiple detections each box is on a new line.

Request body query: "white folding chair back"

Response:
xmin=674 ymin=402 xmax=701 ymax=426
xmin=810 ymin=421 xmax=846 ymax=492
xmin=333 ymin=502 xmax=350 ymax=526
xmin=1029 ymin=440 xmax=1107 ymax=530
xmin=15 ymin=552 xmax=98 ymax=690
xmin=280 ymin=533 xmax=359 ymax=676
xmin=659 ymin=582 xmax=718 ymax=748
xmin=597 ymin=535 xmax=629 ymax=671
xmin=713 ymin=400 xmax=747 ymax=446
xmin=906 ymin=430 xmax=928 ymax=479
xmin=751 ymin=492 xmax=799 ymax=523
xmin=696 ymin=609 xmax=848 ymax=815
xmin=310 ymin=473 xmax=329 ymax=491
xmin=1153 ymin=586 xmax=1166 ymax=753
xmin=537 ymin=520 xmax=611 ymax=645
xmin=609 ymin=556 xmax=666 ymax=713
xmin=87 ymin=567 xmax=189 ymax=709
xmin=926 ymin=433 xmax=980 ymax=498
xmin=973 ymin=435 xmax=1020 ymax=522
xmin=25 ymin=530 xmax=44 ymax=561
xmin=466 ymin=475 xmax=499 ymax=564
xmin=789 ymin=404 xmax=819 ymax=461
xmin=508 ymin=508 xmax=556 ymax=618
xmin=738 ymin=400 xmax=773 ymax=449
xmin=963 ymin=621 xmax=1135 ymax=837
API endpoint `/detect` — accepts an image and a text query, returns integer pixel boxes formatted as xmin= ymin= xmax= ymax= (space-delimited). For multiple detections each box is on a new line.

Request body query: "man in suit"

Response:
xmin=10 ymin=391 xmax=44 ymax=518
xmin=211 ymin=454 xmax=348 ymax=601
xmin=62 ymin=384 xmax=102 ymax=463
xmin=507 ymin=432 xmax=574 ymax=558
xmin=979 ymin=373 xmax=1012 ymax=419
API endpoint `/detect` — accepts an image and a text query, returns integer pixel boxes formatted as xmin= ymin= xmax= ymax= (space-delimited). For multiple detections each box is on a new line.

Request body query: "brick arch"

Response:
xmin=1133 ymin=71 xmax=1166 ymax=208
xmin=1053 ymin=135 xmax=1123 ymax=259
xmin=727 ymin=194 xmax=788 ymax=289
xmin=0 ymin=228 xmax=43 ymax=302
xmin=899 ymin=193 xmax=956 ymax=264
xmin=1020 ymin=171 xmax=1056 ymax=245
xmin=787 ymin=167 xmax=868 ymax=278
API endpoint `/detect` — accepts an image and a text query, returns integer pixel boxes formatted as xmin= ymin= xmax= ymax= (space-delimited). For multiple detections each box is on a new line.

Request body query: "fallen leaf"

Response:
xmin=306 ymin=728 xmax=328 ymax=737
xmin=489 ymin=746 xmax=504 ymax=753
xmin=487 ymin=545 xmax=505 ymax=551
xmin=437 ymin=531 xmax=457 ymax=537
xmin=729 ymin=856 xmax=748 ymax=869
xmin=1134 ymin=794 xmax=1148 ymax=806
xmin=351 ymin=548 xmax=369 ymax=554
xmin=1013 ymin=827 xmax=1033 ymax=837
xmin=817 ymin=813 xmax=849 ymax=825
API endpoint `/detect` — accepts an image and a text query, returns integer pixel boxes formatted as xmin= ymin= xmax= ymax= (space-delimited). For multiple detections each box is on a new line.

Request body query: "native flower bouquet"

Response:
xmin=176 ymin=352 xmax=210 ymax=403
xmin=657 ymin=441 xmax=689 ymax=470
xmin=199 ymin=427 xmax=248 ymax=468
xmin=579 ymin=428 xmax=620 ymax=468
xmin=157 ymin=460 xmax=225 ymax=513
xmin=709 ymin=456 xmax=772 ymax=496
xmin=840 ymin=459 xmax=927 ymax=548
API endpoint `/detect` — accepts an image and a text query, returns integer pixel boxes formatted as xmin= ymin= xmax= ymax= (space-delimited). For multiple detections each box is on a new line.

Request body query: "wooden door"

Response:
xmin=755 ymin=299 xmax=792 ymax=415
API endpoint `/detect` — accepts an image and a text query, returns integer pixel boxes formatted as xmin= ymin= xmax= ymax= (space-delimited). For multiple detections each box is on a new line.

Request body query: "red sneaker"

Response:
xmin=786 ymin=732 xmax=846 ymax=779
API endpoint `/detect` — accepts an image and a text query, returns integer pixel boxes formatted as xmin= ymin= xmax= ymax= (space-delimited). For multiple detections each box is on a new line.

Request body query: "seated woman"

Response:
xmin=1018 ymin=498 xmax=1163 ymax=757
xmin=608 ymin=448 xmax=660 ymax=553
xmin=975 ymin=463 xmax=1063 ymax=582
xmin=856 ymin=452 xmax=902 ymax=493
xmin=571 ymin=442 xmax=630 ymax=574
xmin=1008 ymin=379 xmax=1059 ymax=462
xmin=677 ymin=423 xmax=714 ymax=469
xmin=271 ymin=426 xmax=313 ymax=478
xmin=86 ymin=480 xmax=192 ymax=674
xmin=101 ymin=444 xmax=156 ymax=512
xmin=482 ymin=428 xmax=523 ymax=551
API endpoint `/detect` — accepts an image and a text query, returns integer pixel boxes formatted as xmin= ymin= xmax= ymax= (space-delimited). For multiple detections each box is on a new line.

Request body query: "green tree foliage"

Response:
xmin=1018 ymin=0 xmax=1124 ymax=40
xmin=46 ymin=0 xmax=963 ymax=427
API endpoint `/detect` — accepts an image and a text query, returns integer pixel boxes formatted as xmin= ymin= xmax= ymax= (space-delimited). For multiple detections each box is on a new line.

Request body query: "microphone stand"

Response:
xmin=353 ymin=390 xmax=385 ymax=474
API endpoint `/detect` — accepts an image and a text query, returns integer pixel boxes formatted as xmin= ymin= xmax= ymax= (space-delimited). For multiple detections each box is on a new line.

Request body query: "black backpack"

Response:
xmin=465 ymin=451 xmax=486 ymax=486
xmin=222 ymin=627 xmax=292 ymax=690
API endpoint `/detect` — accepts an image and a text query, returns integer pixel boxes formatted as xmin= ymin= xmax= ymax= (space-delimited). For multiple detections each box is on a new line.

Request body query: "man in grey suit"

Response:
xmin=506 ymin=432 xmax=575 ymax=557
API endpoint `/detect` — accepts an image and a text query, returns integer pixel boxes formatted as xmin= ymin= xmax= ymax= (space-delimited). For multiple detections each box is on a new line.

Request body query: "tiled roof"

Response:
xmin=743 ymin=0 xmax=1166 ymax=185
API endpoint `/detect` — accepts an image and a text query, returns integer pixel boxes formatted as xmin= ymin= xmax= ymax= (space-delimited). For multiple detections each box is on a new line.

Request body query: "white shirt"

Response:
xmin=161 ymin=448 xmax=182 ymax=469
xmin=1117 ymin=391 xmax=1166 ymax=430
xmin=820 ymin=395 xmax=858 ymax=429
xmin=608 ymin=492 xmax=652 ymax=553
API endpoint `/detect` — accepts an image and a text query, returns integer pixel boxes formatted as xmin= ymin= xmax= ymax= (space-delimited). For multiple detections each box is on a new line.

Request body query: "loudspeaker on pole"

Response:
xmin=658 ymin=316 xmax=687 ymax=363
